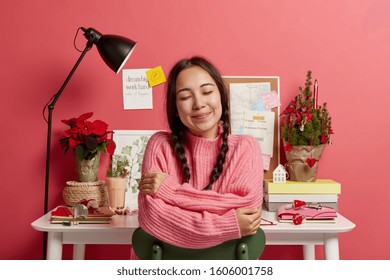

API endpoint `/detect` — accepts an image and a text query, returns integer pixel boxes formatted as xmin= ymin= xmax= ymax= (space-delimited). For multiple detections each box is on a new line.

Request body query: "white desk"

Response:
xmin=31 ymin=209 xmax=355 ymax=260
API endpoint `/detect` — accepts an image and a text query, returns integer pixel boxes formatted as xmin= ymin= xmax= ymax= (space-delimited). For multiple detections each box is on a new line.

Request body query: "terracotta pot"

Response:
xmin=284 ymin=144 xmax=325 ymax=182
xmin=106 ymin=177 xmax=127 ymax=210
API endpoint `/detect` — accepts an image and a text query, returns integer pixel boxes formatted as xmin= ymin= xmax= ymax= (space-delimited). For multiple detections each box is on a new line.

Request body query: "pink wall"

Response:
xmin=1 ymin=0 xmax=389 ymax=260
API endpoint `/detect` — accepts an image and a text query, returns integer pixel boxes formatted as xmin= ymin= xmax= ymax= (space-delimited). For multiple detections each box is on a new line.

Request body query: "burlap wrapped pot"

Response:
xmin=284 ymin=144 xmax=325 ymax=182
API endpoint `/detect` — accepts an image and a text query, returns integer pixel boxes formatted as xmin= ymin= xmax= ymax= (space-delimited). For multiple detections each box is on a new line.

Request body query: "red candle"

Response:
xmin=314 ymin=79 xmax=318 ymax=109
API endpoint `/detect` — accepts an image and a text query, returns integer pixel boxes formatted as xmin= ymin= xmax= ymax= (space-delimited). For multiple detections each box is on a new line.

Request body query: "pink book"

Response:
xmin=277 ymin=204 xmax=337 ymax=221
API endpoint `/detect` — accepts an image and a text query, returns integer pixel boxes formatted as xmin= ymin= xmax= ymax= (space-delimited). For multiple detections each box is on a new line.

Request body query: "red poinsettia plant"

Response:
xmin=59 ymin=112 xmax=116 ymax=160
xmin=280 ymin=71 xmax=334 ymax=155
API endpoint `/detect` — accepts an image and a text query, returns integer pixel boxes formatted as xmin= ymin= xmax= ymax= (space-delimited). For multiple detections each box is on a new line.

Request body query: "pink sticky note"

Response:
xmin=261 ymin=91 xmax=280 ymax=110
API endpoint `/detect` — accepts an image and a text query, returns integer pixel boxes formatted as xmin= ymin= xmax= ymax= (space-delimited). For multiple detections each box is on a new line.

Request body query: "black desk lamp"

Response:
xmin=42 ymin=27 xmax=136 ymax=259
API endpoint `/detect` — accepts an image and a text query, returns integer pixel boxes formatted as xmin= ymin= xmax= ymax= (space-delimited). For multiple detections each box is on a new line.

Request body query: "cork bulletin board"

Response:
xmin=223 ymin=76 xmax=280 ymax=179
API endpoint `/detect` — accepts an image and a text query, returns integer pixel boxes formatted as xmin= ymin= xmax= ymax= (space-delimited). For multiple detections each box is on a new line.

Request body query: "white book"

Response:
xmin=264 ymin=193 xmax=338 ymax=203
xmin=264 ymin=193 xmax=339 ymax=212
xmin=264 ymin=201 xmax=338 ymax=212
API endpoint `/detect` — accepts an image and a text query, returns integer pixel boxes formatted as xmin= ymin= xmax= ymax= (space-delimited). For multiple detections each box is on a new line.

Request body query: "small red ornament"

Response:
xmin=293 ymin=214 xmax=305 ymax=225
xmin=284 ymin=143 xmax=293 ymax=152
xmin=293 ymin=200 xmax=307 ymax=209
xmin=321 ymin=133 xmax=327 ymax=143
xmin=306 ymin=158 xmax=317 ymax=168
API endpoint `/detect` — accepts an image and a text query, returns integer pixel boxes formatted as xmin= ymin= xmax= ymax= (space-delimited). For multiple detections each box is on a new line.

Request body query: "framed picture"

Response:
xmin=112 ymin=130 xmax=160 ymax=210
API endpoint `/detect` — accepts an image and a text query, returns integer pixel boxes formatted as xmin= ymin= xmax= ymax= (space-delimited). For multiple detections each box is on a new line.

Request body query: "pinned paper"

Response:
xmin=146 ymin=66 xmax=166 ymax=87
xmin=262 ymin=154 xmax=271 ymax=170
xmin=122 ymin=69 xmax=153 ymax=110
xmin=242 ymin=110 xmax=275 ymax=157
xmin=229 ymin=82 xmax=271 ymax=134
xmin=260 ymin=91 xmax=280 ymax=110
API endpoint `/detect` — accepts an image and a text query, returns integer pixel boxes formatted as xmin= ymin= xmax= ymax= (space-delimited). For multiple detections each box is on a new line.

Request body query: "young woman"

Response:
xmin=135 ymin=56 xmax=263 ymax=253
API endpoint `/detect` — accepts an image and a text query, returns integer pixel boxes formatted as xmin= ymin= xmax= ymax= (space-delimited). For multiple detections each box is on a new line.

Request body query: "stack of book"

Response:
xmin=263 ymin=179 xmax=341 ymax=212
xmin=50 ymin=205 xmax=115 ymax=224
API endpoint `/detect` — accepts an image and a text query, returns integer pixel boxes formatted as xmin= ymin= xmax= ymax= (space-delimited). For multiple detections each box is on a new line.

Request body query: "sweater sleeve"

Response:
xmin=137 ymin=133 xmax=263 ymax=248
xmin=154 ymin=136 xmax=264 ymax=214
xmin=138 ymin=193 xmax=240 ymax=248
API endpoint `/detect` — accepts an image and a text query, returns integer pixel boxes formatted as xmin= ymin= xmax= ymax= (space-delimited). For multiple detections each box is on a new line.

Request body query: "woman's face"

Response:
xmin=175 ymin=66 xmax=222 ymax=139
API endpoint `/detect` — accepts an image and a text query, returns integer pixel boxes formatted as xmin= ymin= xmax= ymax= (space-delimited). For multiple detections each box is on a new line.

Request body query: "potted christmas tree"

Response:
xmin=280 ymin=71 xmax=333 ymax=181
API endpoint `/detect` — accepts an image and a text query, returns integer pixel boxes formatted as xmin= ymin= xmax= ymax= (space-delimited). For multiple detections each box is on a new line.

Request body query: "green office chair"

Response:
xmin=132 ymin=227 xmax=266 ymax=260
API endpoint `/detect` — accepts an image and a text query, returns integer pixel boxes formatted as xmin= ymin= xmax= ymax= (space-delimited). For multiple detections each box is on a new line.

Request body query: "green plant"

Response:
xmin=280 ymin=71 xmax=333 ymax=148
xmin=106 ymin=154 xmax=129 ymax=178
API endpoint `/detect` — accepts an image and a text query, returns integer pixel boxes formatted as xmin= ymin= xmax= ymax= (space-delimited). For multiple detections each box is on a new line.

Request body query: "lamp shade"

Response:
xmin=83 ymin=27 xmax=137 ymax=74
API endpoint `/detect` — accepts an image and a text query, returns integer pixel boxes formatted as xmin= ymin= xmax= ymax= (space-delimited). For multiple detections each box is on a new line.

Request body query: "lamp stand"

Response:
xmin=43 ymin=41 xmax=93 ymax=260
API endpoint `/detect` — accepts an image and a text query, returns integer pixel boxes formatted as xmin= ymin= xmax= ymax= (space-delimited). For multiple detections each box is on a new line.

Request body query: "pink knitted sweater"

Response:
xmin=137 ymin=130 xmax=263 ymax=250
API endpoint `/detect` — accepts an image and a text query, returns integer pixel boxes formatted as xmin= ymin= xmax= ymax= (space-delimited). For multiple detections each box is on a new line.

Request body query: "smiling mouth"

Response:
xmin=192 ymin=112 xmax=211 ymax=119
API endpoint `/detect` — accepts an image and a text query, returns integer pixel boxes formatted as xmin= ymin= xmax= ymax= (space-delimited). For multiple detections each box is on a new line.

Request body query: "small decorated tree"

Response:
xmin=280 ymin=71 xmax=334 ymax=181
xmin=281 ymin=71 xmax=333 ymax=147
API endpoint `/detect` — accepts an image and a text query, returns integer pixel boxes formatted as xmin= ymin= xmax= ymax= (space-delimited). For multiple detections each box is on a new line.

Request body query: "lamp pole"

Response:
xmin=43 ymin=41 xmax=94 ymax=260
xmin=42 ymin=27 xmax=136 ymax=260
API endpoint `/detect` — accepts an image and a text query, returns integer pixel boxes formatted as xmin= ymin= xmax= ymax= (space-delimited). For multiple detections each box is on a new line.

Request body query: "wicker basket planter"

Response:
xmin=63 ymin=180 xmax=109 ymax=207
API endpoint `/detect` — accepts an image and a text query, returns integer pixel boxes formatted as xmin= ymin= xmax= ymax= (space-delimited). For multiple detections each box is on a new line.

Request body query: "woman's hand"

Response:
xmin=138 ymin=172 xmax=168 ymax=196
xmin=235 ymin=208 xmax=262 ymax=236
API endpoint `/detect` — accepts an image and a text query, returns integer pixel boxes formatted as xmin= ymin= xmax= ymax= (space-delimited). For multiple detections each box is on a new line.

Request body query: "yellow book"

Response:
xmin=264 ymin=179 xmax=341 ymax=194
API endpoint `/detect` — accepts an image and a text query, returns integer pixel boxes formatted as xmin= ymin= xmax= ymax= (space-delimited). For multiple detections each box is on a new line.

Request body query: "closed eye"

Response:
xmin=178 ymin=95 xmax=191 ymax=101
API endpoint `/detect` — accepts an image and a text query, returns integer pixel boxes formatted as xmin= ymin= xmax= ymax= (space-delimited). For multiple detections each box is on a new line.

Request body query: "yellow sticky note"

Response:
xmin=146 ymin=66 xmax=167 ymax=87
xmin=253 ymin=116 xmax=265 ymax=121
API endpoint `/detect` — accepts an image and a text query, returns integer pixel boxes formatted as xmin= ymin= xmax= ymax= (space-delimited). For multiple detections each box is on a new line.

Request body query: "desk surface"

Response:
xmin=31 ymin=208 xmax=355 ymax=260
xmin=32 ymin=209 xmax=355 ymax=234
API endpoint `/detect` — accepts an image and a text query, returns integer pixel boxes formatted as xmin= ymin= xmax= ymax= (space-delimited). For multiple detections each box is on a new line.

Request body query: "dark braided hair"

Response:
xmin=166 ymin=56 xmax=230 ymax=190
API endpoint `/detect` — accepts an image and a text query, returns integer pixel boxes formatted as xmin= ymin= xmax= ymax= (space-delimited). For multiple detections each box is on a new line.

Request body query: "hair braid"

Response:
xmin=204 ymin=112 xmax=230 ymax=190
xmin=170 ymin=133 xmax=191 ymax=183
